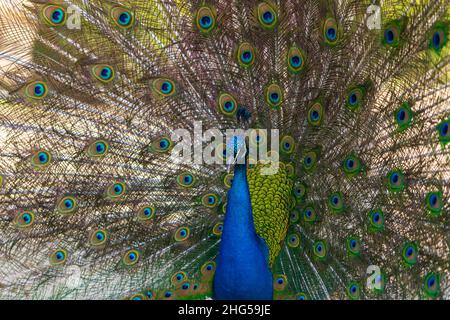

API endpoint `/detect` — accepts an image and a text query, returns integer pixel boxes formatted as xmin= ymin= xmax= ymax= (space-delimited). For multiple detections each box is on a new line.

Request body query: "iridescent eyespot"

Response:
xmin=293 ymin=182 xmax=306 ymax=201
xmin=290 ymin=210 xmax=300 ymax=224
xmin=437 ymin=119 xmax=450 ymax=146
xmin=176 ymin=173 xmax=196 ymax=188
xmin=25 ymin=81 xmax=48 ymax=100
xmin=265 ymin=83 xmax=283 ymax=109
xmin=368 ymin=209 xmax=384 ymax=232
xmin=174 ymin=226 xmax=190 ymax=242
xmin=137 ymin=205 xmax=155 ymax=222
xmin=327 ymin=192 xmax=344 ymax=214
xmin=202 ymin=193 xmax=220 ymax=208
xmin=162 ymin=291 xmax=175 ymax=300
xmin=149 ymin=136 xmax=174 ymax=153
xmin=153 ymin=78 xmax=176 ymax=97
xmin=425 ymin=192 xmax=443 ymax=217
xmin=42 ymin=5 xmax=67 ymax=26
xmin=273 ymin=275 xmax=287 ymax=291
xmin=249 ymin=129 xmax=267 ymax=148
xmin=196 ymin=6 xmax=216 ymax=33
xmin=257 ymin=2 xmax=278 ymax=30
xmin=287 ymin=46 xmax=306 ymax=74
xmin=285 ymin=163 xmax=295 ymax=178
xmin=92 ymin=65 xmax=115 ymax=83
xmin=31 ymin=150 xmax=52 ymax=168
xmin=201 ymin=261 xmax=216 ymax=279
xmin=111 ymin=7 xmax=134 ymax=28
xmin=423 ymin=272 xmax=440 ymax=298
xmin=387 ymin=170 xmax=405 ymax=192
xmin=237 ymin=42 xmax=256 ymax=68
xmin=212 ymin=222 xmax=223 ymax=236
xmin=346 ymin=236 xmax=361 ymax=257
xmin=401 ymin=241 xmax=418 ymax=267
xmin=313 ymin=240 xmax=327 ymax=260
xmin=90 ymin=229 xmax=108 ymax=247
xmin=107 ymin=182 xmax=126 ymax=199
xmin=50 ymin=249 xmax=67 ymax=266
xmin=287 ymin=233 xmax=300 ymax=248
xmin=171 ymin=271 xmax=187 ymax=287
xmin=88 ymin=140 xmax=110 ymax=157
xmin=394 ymin=102 xmax=413 ymax=132
xmin=307 ymin=101 xmax=324 ymax=127
xmin=57 ymin=196 xmax=77 ymax=214
xmin=383 ymin=20 xmax=402 ymax=47
xmin=123 ymin=249 xmax=140 ymax=266
xmin=303 ymin=206 xmax=318 ymax=223
xmin=323 ymin=18 xmax=340 ymax=45
xmin=143 ymin=289 xmax=155 ymax=300
xmin=223 ymin=173 xmax=234 ymax=189
xmin=15 ymin=211 xmax=35 ymax=228
xmin=218 ymin=93 xmax=238 ymax=117
xmin=280 ymin=136 xmax=295 ymax=154
xmin=296 ymin=292 xmax=308 ymax=300
xmin=342 ymin=154 xmax=362 ymax=177
xmin=130 ymin=294 xmax=146 ymax=301
xmin=429 ymin=22 xmax=448 ymax=53
xmin=302 ymin=150 xmax=318 ymax=172
xmin=347 ymin=282 xmax=361 ymax=300
xmin=345 ymin=87 xmax=365 ymax=112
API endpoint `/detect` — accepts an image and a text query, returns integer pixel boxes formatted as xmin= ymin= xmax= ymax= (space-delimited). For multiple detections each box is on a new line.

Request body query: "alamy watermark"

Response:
xmin=170 ymin=122 xmax=280 ymax=175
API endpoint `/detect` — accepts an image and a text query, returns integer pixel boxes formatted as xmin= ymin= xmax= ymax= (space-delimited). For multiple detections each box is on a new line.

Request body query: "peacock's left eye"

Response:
xmin=111 ymin=7 xmax=134 ymax=28
xmin=42 ymin=5 xmax=66 ymax=26
xmin=196 ymin=7 xmax=216 ymax=33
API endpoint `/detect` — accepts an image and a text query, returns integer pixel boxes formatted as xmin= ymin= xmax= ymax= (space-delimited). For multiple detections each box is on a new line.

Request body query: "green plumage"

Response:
xmin=0 ymin=0 xmax=449 ymax=300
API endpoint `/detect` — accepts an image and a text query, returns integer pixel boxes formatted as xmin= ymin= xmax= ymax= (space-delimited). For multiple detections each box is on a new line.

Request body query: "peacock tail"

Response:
xmin=0 ymin=0 xmax=449 ymax=300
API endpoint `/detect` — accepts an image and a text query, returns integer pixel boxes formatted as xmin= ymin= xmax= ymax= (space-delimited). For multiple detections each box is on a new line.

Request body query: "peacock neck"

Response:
xmin=213 ymin=164 xmax=273 ymax=300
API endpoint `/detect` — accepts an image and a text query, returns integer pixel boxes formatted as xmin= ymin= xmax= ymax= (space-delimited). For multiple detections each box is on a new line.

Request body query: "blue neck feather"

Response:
xmin=213 ymin=164 xmax=273 ymax=300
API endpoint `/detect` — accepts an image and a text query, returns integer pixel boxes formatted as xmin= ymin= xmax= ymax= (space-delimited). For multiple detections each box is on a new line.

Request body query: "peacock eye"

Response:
xmin=25 ymin=81 xmax=48 ymax=99
xmin=111 ymin=7 xmax=134 ymax=28
xmin=88 ymin=140 xmax=110 ymax=157
xmin=92 ymin=65 xmax=115 ymax=83
xmin=123 ymin=249 xmax=140 ymax=266
xmin=265 ymin=83 xmax=283 ymax=109
xmin=153 ymin=78 xmax=176 ymax=97
xmin=174 ymin=226 xmax=190 ymax=242
xmin=50 ymin=249 xmax=68 ymax=266
xmin=57 ymin=196 xmax=77 ymax=214
xmin=273 ymin=275 xmax=288 ymax=291
xmin=16 ymin=211 xmax=35 ymax=228
xmin=212 ymin=222 xmax=223 ymax=236
xmin=322 ymin=18 xmax=339 ymax=45
xmin=237 ymin=43 xmax=256 ymax=68
xmin=177 ymin=173 xmax=196 ymax=188
xmin=42 ymin=5 xmax=66 ymax=26
xmin=257 ymin=2 xmax=278 ymax=30
xmin=196 ymin=7 xmax=216 ymax=33
xmin=217 ymin=93 xmax=238 ymax=117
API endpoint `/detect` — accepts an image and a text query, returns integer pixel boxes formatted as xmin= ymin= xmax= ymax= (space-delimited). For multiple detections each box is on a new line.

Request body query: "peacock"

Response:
xmin=0 ymin=0 xmax=449 ymax=300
